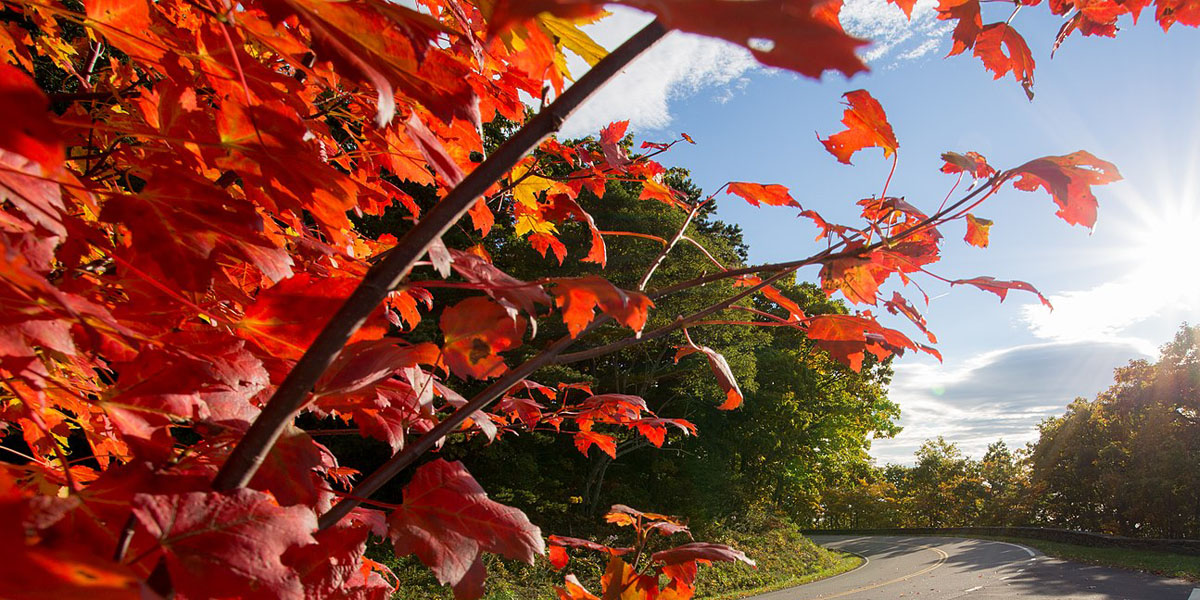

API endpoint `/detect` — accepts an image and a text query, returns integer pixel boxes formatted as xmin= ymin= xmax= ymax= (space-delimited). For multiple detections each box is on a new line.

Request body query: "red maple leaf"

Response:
xmin=388 ymin=460 xmax=543 ymax=600
xmin=574 ymin=428 xmax=618 ymax=458
xmin=951 ymin=276 xmax=1052 ymax=307
xmin=131 ymin=489 xmax=318 ymax=599
xmin=652 ymin=542 xmax=756 ymax=567
xmin=675 ymin=345 xmax=744 ymax=409
xmin=820 ymin=90 xmax=899 ymax=164
xmin=600 ymin=556 xmax=659 ymax=600
xmin=736 ymin=275 xmax=808 ymax=321
xmin=492 ymin=0 xmax=868 ymax=79
xmin=726 ymin=182 xmax=801 ymax=208
xmin=260 ymin=0 xmax=477 ymax=127
xmin=556 ymin=574 xmax=601 ymax=600
xmin=238 ymin=274 xmax=390 ymax=361
xmin=1008 ymin=150 xmax=1122 ymax=228
xmin=599 ymin=121 xmax=632 ymax=169
xmin=888 ymin=0 xmax=919 ymax=18
xmin=450 ymin=250 xmax=551 ymax=316
xmin=0 ymin=65 xmax=62 ymax=169
xmin=440 ymin=296 xmax=527 ymax=379
xmin=806 ymin=313 xmax=921 ymax=371
xmin=937 ymin=0 xmax=983 ymax=56
xmin=964 ymin=214 xmax=993 ymax=247
xmin=551 ymin=277 xmax=653 ymax=338
xmin=940 ymin=151 xmax=996 ymax=178
xmin=973 ymin=23 xmax=1036 ymax=99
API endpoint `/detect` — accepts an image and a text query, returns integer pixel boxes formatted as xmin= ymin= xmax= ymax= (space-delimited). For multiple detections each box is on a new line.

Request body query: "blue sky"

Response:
xmin=555 ymin=3 xmax=1200 ymax=464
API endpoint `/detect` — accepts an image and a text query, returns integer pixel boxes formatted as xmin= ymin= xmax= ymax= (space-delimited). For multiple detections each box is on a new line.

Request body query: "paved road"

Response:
xmin=750 ymin=535 xmax=1199 ymax=599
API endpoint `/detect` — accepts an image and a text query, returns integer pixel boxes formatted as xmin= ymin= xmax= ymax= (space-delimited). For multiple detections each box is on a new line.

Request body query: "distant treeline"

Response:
xmin=817 ymin=325 xmax=1200 ymax=540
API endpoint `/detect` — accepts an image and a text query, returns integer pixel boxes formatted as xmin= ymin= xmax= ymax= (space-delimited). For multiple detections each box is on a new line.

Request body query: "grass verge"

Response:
xmin=382 ymin=512 xmax=862 ymax=599
xmin=942 ymin=534 xmax=1200 ymax=582
xmin=692 ymin=514 xmax=863 ymax=600
xmin=697 ymin=552 xmax=861 ymax=600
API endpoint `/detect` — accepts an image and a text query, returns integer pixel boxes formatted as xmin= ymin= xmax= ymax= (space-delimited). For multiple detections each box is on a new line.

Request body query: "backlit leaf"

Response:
xmin=951 ymin=276 xmax=1052 ymax=307
xmin=964 ymin=214 xmax=992 ymax=247
xmin=726 ymin=182 xmax=800 ymax=208
xmin=551 ymin=277 xmax=653 ymax=338
xmin=441 ymin=297 xmax=527 ymax=379
xmin=973 ymin=23 xmax=1036 ymax=99
xmin=820 ymin=90 xmax=899 ymax=164
xmin=388 ymin=460 xmax=544 ymax=599
xmin=675 ymin=345 xmax=744 ymax=409
xmin=0 ymin=65 xmax=61 ymax=169
xmin=1008 ymin=150 xmax=1121 ymax=228
xmin=940 ymin=151 xmax=996 ymax=179
xmin=132 ymin=489 xmax=318 ymax=599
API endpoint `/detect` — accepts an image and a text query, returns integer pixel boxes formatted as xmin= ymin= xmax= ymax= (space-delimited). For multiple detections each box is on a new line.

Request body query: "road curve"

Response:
xmin=748 ymin=535 xmax=1198 ymax=599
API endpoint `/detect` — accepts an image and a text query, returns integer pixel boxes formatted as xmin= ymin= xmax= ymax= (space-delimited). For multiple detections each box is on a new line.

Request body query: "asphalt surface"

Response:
xmin=749 ymin=535 xmax=1199 ymax=599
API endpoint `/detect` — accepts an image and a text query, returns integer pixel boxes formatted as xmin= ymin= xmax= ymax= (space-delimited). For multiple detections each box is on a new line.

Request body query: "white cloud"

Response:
xmin=870 ymin=340 xmax=1150 ymax=464
xmin=1021 ymin=282 xmax=1161 ymax=356
xmin=555 ymin=1 xmax=950 ymax=138
xmin=1020 ymin=269 xmax=1200 ymax=357
xmin=841 ymin=0 xmax=950 ymax=64
xmin=558 ymin=8 xmax=756 ymax=138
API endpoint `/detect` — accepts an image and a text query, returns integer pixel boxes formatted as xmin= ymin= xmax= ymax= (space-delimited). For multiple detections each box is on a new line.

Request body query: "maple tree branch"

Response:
xmin=680 ymin=235 xmax=727 ymax=270
xmin=597 ymin=230 xmax=669 ymax=247
xmin=647 ymin=172 xmax=1007 ymax=303
xmin=637 ymin=201 xmax=704 ymax=291
xmin=317 ymin=324 xmax=602 ymax=530
xmin=113 ymin=514 xmax=136 ymax=562
xmin=82 ymin=41 xmax=104 ymax=83
xmin=648 ymin=246 xmax=840 ymax=301
xmin=556 ymin=266 xmax=799 ymax=365
xmin=212 ymin=20 xmax=669 ymax=493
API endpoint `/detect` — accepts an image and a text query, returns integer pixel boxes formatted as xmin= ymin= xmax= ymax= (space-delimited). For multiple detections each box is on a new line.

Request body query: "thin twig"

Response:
xmin=637 ymin=201 xmax=705 ymax=291
xmin=316 ymin=322 xmax=602 ymax=529
xmin=557 ymin=267 xmax=799 ymax=365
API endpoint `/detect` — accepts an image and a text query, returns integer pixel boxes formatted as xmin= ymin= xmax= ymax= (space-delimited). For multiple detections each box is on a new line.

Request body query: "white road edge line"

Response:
xmin=1187 ymin=588 xmax=1200 ymax=600
xmin=965 ymin=586 xmax=982 ymax=592
xmin=987 ymin=539 xmax=1038 ymax=558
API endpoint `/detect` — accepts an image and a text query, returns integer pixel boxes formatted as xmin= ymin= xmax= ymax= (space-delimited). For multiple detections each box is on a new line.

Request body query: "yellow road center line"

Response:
xmin=813 ymin=543 xmax=949 ymax=599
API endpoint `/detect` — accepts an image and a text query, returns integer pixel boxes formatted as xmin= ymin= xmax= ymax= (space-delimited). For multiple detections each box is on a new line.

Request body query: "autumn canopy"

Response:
xmin=0 ymin=0 xmax=1184 ymax=596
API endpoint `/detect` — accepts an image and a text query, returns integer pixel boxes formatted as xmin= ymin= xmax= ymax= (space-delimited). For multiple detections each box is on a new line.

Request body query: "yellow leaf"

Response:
xmin=515 ymin=214 xmax=558 ymax=236
xmin=511 ymin=164 xmax=555 ymax=208
xmin=541 ymin=15 xmax=608 ymax=68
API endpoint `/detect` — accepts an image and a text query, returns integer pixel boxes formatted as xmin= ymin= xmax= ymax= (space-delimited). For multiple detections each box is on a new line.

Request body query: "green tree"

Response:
xmin=1030 ymin=325 xmax=1200 ymax=537
xmin=978 ymin=441 xmax=1032 ymax=525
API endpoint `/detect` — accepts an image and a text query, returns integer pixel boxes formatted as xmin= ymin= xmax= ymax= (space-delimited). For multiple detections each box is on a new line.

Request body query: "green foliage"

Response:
xmin=361 ymin=147 xmax=901 ymax=530
xmin=1029 ymin=324 xmax=1200 ymax=538
xmin=822 ymin=324 xmax=1200 ymax=540
xmin=691 ymin=509 xmax=862 ymax=599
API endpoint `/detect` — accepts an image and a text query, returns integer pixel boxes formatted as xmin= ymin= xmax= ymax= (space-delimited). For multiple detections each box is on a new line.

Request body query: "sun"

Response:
xmin=1126 ymin=202 xmax=1200 ymax=305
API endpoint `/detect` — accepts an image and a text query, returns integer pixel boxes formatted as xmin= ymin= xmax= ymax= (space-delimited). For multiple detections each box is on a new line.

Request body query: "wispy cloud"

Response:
xmin=1020 ymin=283 xmax=1165 ymax=356
xmin=842 ymin=0 xmax=950 ymax=64
xmin=1020 ymin=266 xmax=1200 ymax=357
xmin=558 ymin=8 xmax=756 ymax=139
xmin=556 ymin=1 xmax=949 ymax=138
xmin=870 ymin=340 xmax=1149 ymax=464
